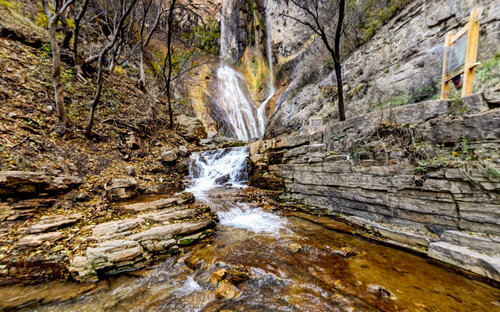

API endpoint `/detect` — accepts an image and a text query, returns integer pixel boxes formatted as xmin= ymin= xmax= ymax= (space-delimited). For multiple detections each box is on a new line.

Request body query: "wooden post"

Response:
xmin=441 ymin=33 xmax=453 ymax=100
xmin=462 ymin=9 xmax=480 ymax=97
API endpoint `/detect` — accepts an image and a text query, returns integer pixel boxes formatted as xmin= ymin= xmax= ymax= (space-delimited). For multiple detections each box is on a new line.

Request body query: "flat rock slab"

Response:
xmin=128 ymin=220 xmax=212 ymax=242
xmin=17 ymin=232 xmax=66 ymax=248
xmin=91 ymin=218 xmax=145 ymax=241
xmin=142 ymin=209 xmax=197 ymax=223
xmin=0 ymin=171 xmax=82 ymax=195
xmin=428 ymin=241 xmax=500 ymax=282
xmin=121 ymin=193 xmax=194 ymax=213
xmin=28 ymin=213 xmax=82 ymax=233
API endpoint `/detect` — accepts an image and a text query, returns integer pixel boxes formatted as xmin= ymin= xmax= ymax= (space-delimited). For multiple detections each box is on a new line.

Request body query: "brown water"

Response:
xmin=1 ymin=187 xmax=500 ymax=312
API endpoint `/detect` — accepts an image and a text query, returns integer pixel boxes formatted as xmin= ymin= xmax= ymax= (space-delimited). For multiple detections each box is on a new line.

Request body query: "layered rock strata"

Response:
xmin=250 ymin=92 xmax=500 ymax=282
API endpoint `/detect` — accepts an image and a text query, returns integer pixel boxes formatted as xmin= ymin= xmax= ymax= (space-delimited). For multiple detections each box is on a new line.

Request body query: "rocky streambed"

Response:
xmin=1 ymin=186 xmax=500 ymax=311
xmin=1 ymin=148 xmax=500 ymax=311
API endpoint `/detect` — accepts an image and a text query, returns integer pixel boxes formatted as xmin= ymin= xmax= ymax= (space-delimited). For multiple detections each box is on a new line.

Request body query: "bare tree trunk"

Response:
xmin=334 ymin=0 xmax=346 ymax=121
xmin=42 ymin=0 xmax=74 ymax=133
xmin=166 ymin=0 xmax=177 ymax=129
xmin=48 ymin=16 xmax=71 ymax=129
xmin=73 ymin=0 xmax=90 ymax=78
xmin=139 ymin=46 xmax=146 ymax=90
xmin=84 ymin=0 xmax=138 ymax=138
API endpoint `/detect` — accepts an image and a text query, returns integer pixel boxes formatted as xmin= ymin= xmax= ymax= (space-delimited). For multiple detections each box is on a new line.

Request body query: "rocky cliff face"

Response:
xmin=265 ymin=0 xmax=500 ymax=137
xmin=249 ymin=90 xmax=500 ymax=282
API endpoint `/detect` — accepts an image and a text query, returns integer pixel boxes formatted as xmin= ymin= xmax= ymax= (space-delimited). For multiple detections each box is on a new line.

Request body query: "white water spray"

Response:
xmin=187 ymin=147 xmax=249 ymax=196
xmin=214 ymin=0 xmax=274 ymax=141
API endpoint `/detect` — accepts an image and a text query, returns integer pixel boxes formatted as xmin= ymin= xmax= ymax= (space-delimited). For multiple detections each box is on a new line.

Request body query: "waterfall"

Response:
xmin=258 ymin=0 xmax=275 ymax=136
xmin=187 ymin=147 xmax=249 ymax=195
xmin=214 ymin=0 xmax=274 ymax=141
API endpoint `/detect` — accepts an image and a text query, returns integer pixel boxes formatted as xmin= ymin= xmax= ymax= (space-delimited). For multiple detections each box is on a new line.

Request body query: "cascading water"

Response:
xmin=187 ymin=146 xmax=287 ymax=233
xmin=187 ymin=147 xmax=249 ymax=196
xmin=258 ymin=1 xmax=276 ymax=136
xmin=214 ymin=0 xmax=275 ymax=141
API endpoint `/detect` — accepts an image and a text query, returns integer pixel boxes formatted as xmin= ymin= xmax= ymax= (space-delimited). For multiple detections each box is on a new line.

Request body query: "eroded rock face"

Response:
xmin=265 ymin=0 xmax=500 ymax=136
xmin=175 ymin=115 xmax=207 ymax=142
xmin=70 ymin=240 xmax=145 ymax=282
xmin=0 ymin=171 xmax=82 ymax=196
xmin=106 ymin=178 xmax=138 ymax=201
xmin=250 ymin=96 xmax=500 ymax=282
xmin=70 ymin=205 xmax=217 ymax=282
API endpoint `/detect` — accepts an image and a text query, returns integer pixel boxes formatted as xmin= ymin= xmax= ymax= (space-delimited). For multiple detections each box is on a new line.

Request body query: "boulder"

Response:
xmin=175 ymin=115 xmax=207 ymax=142
xmin=161 ymin=150 xmax=178 ymax=164
xmin=215 ymin=280 xmax=239 ymax=300
xmin=210 ymin=269 xmax=228 ymax=284
xmin=178 ymin=146 xmax=189 ymax=157
xmin=106 ymin=178 xmax=138 ymax=201
xmin=17 ymin=232 xmax=66 ymax=248
xmin=28 ymin=213 xmax=82 ymax=233
xmin=126 ymin=133 xmax=140 ymax=149
xmin=287 ymin=243 xmax=302 ymax=253
xmin=215 ymin=174 xmax=231 ymax=185
xmin=125 ymin=166 xmax=136 ymax=176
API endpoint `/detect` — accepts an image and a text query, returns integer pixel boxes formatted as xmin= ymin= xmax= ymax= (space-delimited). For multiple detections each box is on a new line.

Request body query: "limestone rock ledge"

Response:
xmin=250 ymin=94 xmax=500 ymax=282
xmin=70 ymin=212 xmax=216 ymax=282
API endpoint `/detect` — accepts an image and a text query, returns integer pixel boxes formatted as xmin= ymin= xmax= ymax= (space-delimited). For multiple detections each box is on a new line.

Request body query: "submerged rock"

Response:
xmin=215 ymin=174 xmax=231 ymax=185
xmin=215 ymin=280 xmax=239 ymax=300
xmin=210 ymin=268 xmax=228 ymax=285
xmin=287 ymin=243 xmax=302 ymax=253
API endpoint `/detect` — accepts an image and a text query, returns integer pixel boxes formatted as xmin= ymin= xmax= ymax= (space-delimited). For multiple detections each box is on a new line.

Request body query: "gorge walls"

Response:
xmin=249 ymin=91 xmax=500 ymax=282
xmin=265 ymin=0 xmax=500 ymax=136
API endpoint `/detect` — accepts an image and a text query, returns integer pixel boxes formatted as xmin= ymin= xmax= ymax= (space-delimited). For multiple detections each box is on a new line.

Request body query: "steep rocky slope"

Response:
xmin=265 ymin=0 xmax=500 ymax=136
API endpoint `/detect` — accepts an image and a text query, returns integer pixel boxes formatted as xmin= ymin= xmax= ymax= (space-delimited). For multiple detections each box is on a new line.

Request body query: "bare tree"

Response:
xmin=41 ymin=0 xmax=75 ymax=133
xmin=158 ymin=0 xmax=212 ymax=129
xmin=286 ymin=0 xmax=346 ymax=121
xmin=137 ymin=0 xmax=164 ymax=90
xmin=85 ymin=0 xmax=138 ymax=138
xmin=72 ymin=0 xmax=90 ymax=79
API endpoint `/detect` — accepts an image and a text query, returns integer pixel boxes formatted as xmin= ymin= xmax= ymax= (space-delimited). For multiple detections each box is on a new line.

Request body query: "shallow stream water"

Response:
xmin=2 ymin=148 xmax=500 ymax=311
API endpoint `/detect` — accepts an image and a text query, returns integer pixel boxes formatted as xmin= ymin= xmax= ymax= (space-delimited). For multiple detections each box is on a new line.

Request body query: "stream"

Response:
xmin=2 ymin=147 xmax=500 ymax=311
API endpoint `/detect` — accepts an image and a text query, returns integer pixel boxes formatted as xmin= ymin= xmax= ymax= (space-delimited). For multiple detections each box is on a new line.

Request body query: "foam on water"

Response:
xmin=219 ymin=203 xmax=286 ymax=234
xmin=187 ymin=147 xmax=249 ymax=196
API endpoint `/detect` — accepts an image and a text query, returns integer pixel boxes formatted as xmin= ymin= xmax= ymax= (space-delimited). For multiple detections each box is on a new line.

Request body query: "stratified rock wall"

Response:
xmin=265 ymin=0 xmax=500 ymax=136
xmin=249 ymin=91 xmax=500 ymax=282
